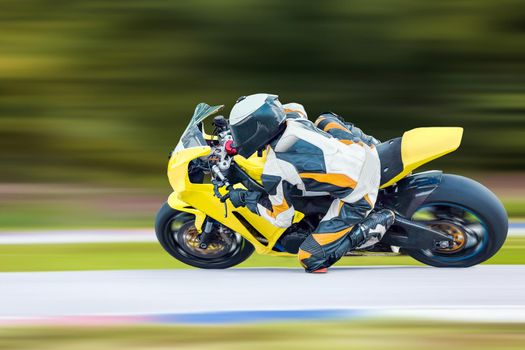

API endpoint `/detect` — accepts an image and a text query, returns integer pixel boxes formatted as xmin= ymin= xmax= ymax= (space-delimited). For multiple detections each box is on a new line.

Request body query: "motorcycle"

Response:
xmin=155 ymin=103 xmax=508 ymax=269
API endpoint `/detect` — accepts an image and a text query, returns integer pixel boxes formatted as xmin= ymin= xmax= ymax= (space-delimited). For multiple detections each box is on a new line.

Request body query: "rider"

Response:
xmin=227 ymin=93 xmax=395 ymax=273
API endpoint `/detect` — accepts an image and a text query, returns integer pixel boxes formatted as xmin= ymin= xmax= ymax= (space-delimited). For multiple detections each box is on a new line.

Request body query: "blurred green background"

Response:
xmin=1 ymin=0 xmax=524 ymax=228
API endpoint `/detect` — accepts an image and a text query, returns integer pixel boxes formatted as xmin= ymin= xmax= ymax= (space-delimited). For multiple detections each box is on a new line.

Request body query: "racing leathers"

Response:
xmin=237 ymin=104 xmax=393 ymax=272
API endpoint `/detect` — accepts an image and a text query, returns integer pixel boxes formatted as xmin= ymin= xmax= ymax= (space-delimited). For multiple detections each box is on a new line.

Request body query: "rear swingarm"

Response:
xmin=381 ymin=216 xmax=454 ymax=250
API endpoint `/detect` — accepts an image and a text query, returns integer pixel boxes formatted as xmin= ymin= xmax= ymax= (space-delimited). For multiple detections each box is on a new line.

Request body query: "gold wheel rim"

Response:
xmin=430 ymin=222 xmax=466 ymax=253
xmin=182 ymin=225 xmax=227 ymax=254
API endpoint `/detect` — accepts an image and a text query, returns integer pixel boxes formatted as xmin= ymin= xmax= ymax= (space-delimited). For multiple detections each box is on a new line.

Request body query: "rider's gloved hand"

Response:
xmin=228 ymin=189 xmax=262 ymax=214
xmin=228 ymin=189 xmax=248 ymax=208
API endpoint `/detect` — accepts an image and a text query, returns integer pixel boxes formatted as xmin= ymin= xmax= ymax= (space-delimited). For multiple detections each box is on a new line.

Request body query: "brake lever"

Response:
xmin=213 ymin=180 xmax=222 ymax=199
xmin=220 ymin=193 xmax=230 ymax=202
xmin=212 ymin=179 xmax=231 ymax=218
xmin=220 ymin=186 xmax=235 ymax=218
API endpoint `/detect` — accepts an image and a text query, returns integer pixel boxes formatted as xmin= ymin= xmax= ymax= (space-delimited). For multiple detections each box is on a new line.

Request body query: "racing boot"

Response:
xmin=350 ymin=209 xmax=395 ymax=250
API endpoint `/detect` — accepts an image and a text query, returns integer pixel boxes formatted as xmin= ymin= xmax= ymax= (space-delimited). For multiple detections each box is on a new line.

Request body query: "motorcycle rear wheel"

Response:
xmin=155 ymin=202 xmax=254 ymax=269
xmin=406 ymin=174 xmax=508 ymax=267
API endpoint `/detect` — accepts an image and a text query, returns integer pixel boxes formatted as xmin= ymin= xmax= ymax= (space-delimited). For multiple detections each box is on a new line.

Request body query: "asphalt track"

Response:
xmin=1 ymin=265 xmax=524 ymax=323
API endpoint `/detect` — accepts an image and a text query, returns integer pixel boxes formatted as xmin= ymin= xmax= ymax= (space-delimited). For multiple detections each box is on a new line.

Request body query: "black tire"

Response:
xmin=155 ymin=202 xmax=254 ymax=269
xmin=406 ymin=174 xmax=508 ymax=267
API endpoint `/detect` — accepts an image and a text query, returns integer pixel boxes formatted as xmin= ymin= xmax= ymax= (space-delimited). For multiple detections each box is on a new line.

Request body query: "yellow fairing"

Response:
xmin=233 ymin=151 xmax=267 ymax=184
xmin=166 ymin=146 xmax=300 ymax=256
xmin=381 ymin=127 xmax=463 ymax=188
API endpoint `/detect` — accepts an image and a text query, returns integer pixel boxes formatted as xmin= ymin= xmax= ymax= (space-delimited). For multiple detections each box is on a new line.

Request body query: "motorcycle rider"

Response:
xmin=227 ymin=93 xmax=395 ymax=273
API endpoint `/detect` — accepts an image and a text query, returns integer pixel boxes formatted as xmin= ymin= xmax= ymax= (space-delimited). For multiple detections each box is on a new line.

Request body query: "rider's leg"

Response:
xmin=314 ymin=113 xmax=358 ymax=145
xmin=298 ymin=197 xmax=395 ymax=273
xmin=314 ymin=113 xmax=379 ymax=147
xmin=298 ymin=196 xmax=367 ymax=272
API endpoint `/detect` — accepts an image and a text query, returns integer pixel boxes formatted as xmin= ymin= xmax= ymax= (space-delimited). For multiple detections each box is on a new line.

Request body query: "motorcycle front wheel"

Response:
xmin=155 ymin=203 xmax=254 ymax=269
xmin=406 ymin=174 xmax=508 ymax=267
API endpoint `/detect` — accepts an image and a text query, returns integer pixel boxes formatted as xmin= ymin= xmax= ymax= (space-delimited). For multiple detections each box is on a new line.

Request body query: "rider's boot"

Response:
xmin=350 ymin=209 xmax=396 ymax=250
xmin=302 ymin=210 xmax=395 ymax=274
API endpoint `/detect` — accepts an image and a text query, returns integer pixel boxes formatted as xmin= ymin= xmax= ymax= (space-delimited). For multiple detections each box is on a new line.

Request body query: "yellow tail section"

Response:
xmin=381 ymin=127 xmax=463 ymax=188
xmin=402 ymin=127 xmax=463 ymax=169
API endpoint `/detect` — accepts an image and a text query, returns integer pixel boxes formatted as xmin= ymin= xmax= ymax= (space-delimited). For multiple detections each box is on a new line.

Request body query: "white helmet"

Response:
xmin=229 ymin=93 xmax=286 ymax=157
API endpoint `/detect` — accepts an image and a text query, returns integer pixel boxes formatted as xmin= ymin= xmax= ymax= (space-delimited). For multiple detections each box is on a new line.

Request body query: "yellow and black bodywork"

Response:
xmin=377 ymin=127 xmax=463 ymax=188
xmin=166 ymin=127 xmax=463 ymax=256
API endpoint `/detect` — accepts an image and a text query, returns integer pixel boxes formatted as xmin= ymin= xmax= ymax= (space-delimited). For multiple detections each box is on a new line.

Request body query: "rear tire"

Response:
xmin=155 ymin=202 xmax=254 ymax=269
xmin=406 ymin=174 xmax=508 ymax=267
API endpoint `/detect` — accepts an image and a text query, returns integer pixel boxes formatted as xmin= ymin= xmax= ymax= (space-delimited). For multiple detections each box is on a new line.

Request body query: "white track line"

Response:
xmin=0 ymin=229 xmax=156 ymax=244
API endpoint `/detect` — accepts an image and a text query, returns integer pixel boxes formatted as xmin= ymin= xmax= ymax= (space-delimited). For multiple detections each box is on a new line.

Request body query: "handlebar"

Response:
xmin=211 ymin=165 xmax=229 ymax=186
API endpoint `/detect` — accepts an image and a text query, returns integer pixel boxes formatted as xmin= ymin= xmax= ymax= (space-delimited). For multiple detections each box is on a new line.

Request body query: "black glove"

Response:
xmin=228 ymin=189 xmax=248 ymax=208
xmin=228 ymin=188 xmax=262 ymax=213
xmin=344 ymin=123 xmax=381 ymax=146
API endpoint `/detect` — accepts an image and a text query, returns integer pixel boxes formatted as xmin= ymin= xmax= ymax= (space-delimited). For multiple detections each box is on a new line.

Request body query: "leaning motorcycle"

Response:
xmin=155 ymin=103 xmax=508 ymax=268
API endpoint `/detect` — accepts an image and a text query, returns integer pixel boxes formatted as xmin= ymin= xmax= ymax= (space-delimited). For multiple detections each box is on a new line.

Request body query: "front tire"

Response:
xmin=155 ymin=203 xmax=254 ymax=269
xmin=406 ymin=174 xmax=508 ymax=267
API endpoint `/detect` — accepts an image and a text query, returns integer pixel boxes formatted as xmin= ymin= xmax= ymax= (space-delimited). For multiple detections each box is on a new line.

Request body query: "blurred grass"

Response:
xmin=0 ymin=202 xmax=155 ymax=229
xmin=502 ymin=199 xmax=525 ymax=218
xmin=0 ymin=237 xmax=523 ymax=272
xmin=0 ymin=185 xmax=164 ymax=229
xmin=0 ymin=320 xmax=524 ymax=350
xmin=0 ymin=202 xmax=155 ymax=230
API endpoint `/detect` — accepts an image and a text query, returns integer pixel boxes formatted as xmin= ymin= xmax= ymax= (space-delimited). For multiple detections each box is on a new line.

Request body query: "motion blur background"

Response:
xmin=1 ymin=2 xmax=525 ymax=349
xmin=1 ymin=0 xmax=524 ymax=228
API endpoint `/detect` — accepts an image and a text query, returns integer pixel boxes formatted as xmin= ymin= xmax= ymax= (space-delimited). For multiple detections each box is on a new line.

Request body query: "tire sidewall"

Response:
xmin=406 ymin=174 xmax=508 ymax=267
xmin=155 ymin=203 xmax=254 ymax=269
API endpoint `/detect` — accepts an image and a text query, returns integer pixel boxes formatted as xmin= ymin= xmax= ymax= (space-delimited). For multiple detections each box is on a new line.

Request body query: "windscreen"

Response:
xmin=174 ymin=103 xmax=224 ymax=152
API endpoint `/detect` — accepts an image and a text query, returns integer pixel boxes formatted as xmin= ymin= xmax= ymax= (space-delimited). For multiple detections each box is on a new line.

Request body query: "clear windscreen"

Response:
xmin=174 ymin=103 xmax=224 ymax=152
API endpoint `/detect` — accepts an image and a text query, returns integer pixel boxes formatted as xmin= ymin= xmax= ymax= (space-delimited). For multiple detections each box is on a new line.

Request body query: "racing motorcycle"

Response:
xmin=155 ymin=103 xmax=508 ymax=269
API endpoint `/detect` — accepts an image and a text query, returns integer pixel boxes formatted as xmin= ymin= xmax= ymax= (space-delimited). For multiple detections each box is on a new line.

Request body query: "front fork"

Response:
xmin=198 ymin=219 xmax=215 ymax=249
xmin=167 ymin=194 xmax=224 ymax=249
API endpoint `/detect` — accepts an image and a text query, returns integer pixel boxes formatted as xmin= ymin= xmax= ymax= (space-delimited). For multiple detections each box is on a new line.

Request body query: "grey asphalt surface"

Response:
xmin=1 ymin=265 xmax=523 ymax=319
